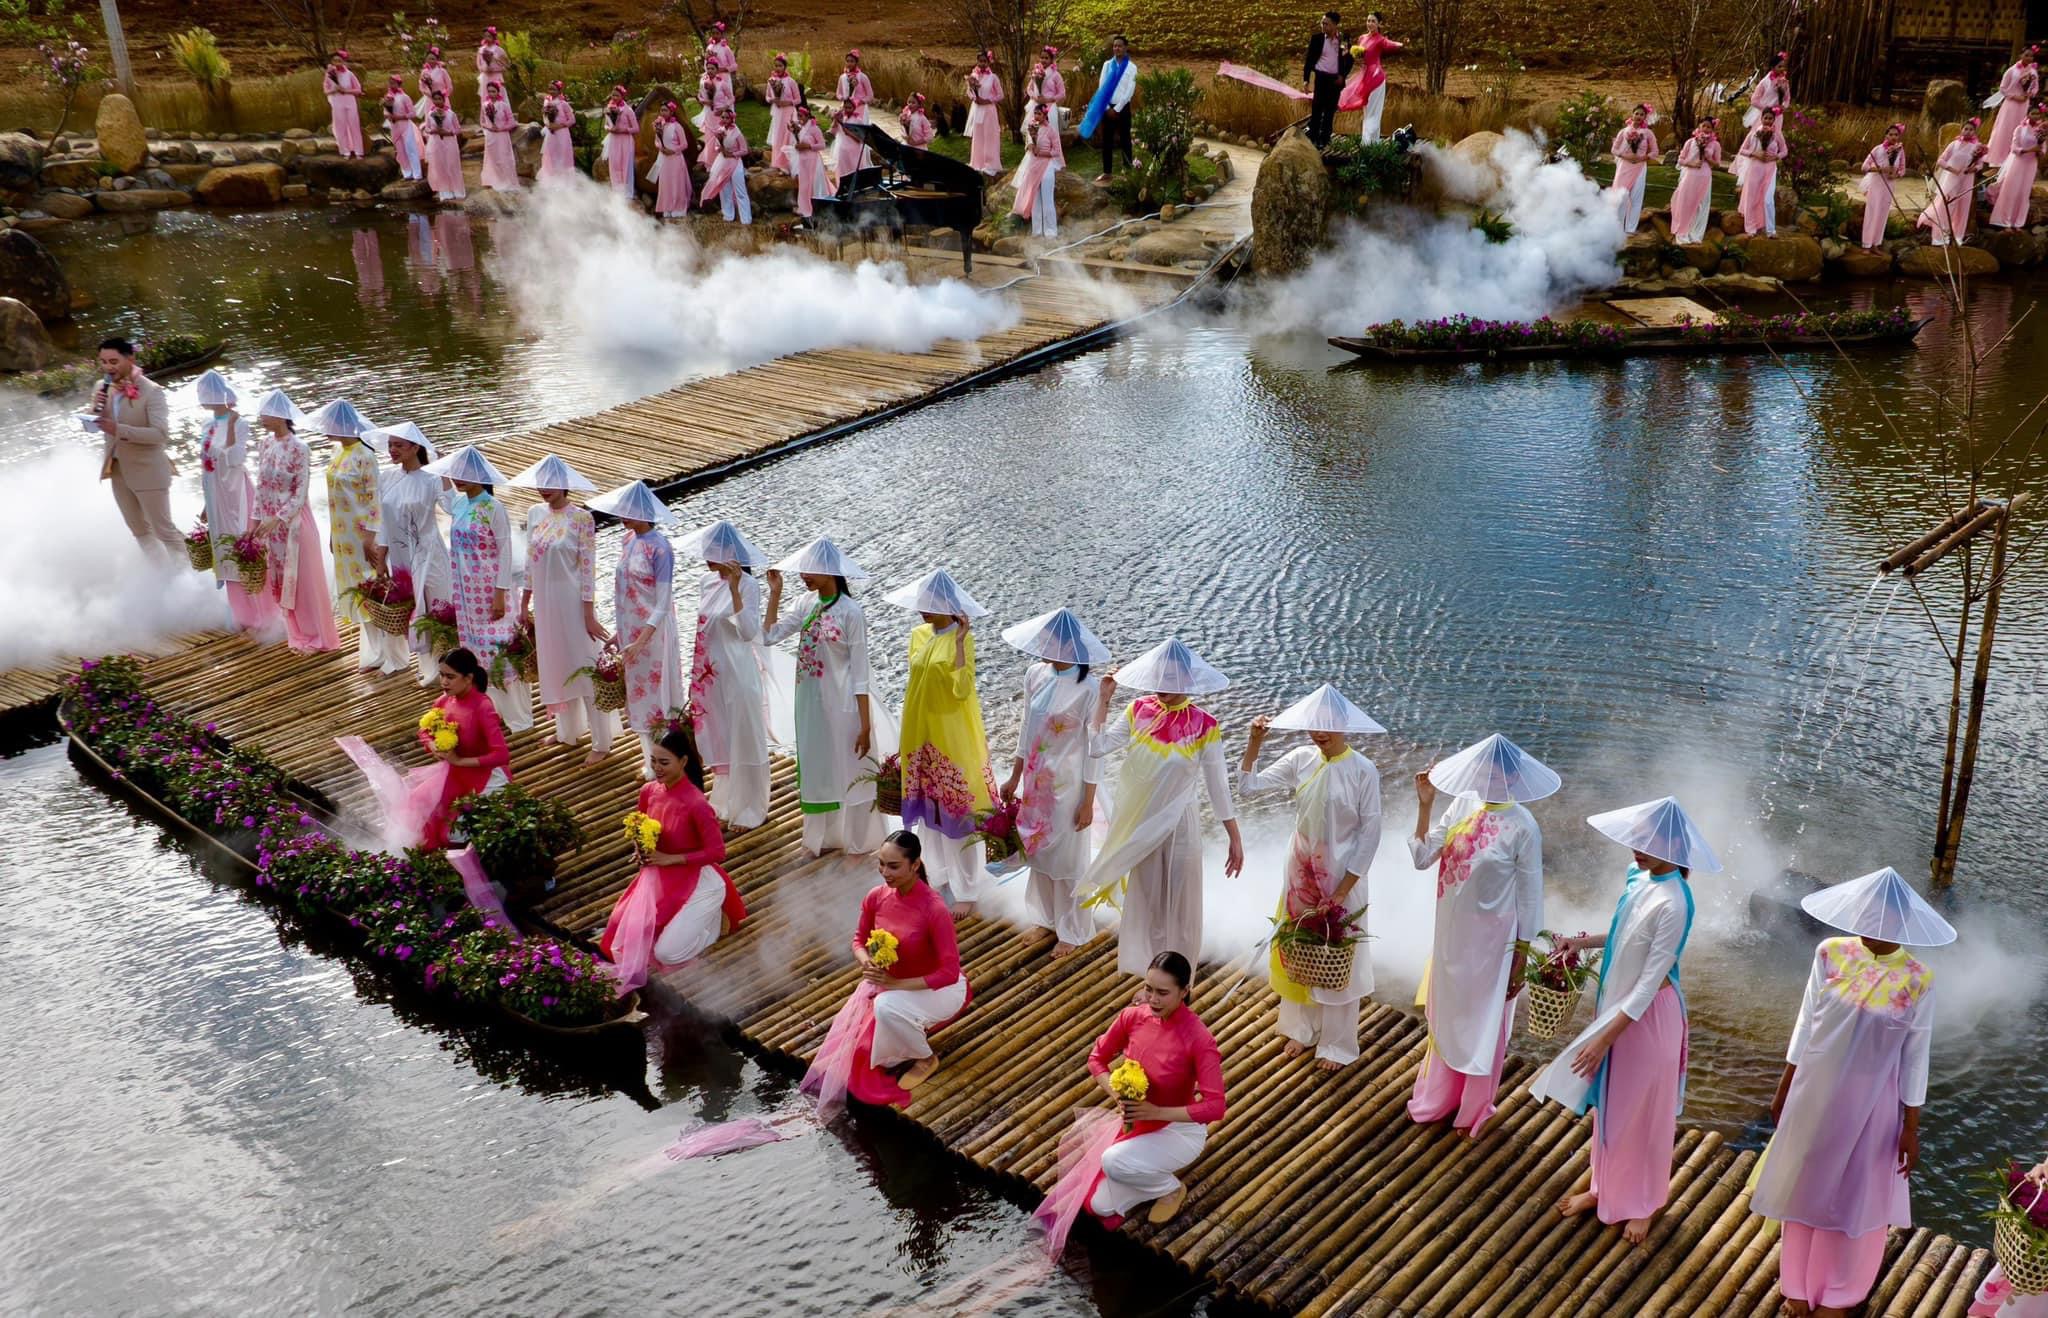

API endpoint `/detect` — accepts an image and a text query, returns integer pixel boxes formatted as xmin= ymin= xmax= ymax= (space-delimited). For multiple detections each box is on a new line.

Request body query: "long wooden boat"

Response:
xmin=58 ymin=699 xmax=646 ymax=1041
xmin=1330 ymin=317 xmax=1930 ymax=363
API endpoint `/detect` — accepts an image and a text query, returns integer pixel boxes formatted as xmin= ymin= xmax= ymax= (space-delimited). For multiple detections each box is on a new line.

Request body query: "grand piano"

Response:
xmin=809 ymin=121 xmax=985 ymax=272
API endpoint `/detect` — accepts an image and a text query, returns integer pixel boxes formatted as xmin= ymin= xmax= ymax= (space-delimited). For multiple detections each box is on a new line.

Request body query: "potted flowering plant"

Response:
xmin=570 ymin=642 xmax=628 ymax=711
xmin=453 ymin=785 xmax=583 ymax=907
xmin=1271 ymin=902 xmax=1366 ymax=992
xmin=1521 ymin=930 xmax=1600 ymax=1039
xmin=345 ymin=568 xmax=416 ymax=637
xmin=1984 ymin=1161 xmax=2048 ymax=1296
xmin=225 ymin=531 xmax=267 ymax=593
xmin=184 ymin=521 xmax=214 ymax=571
xmin=437 ymin=923 xmax=626 ymax=1029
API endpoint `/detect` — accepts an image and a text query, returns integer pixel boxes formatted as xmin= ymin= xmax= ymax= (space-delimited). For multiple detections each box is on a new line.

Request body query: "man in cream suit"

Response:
xmin=93 ymin=336 xmax=181 ymax=559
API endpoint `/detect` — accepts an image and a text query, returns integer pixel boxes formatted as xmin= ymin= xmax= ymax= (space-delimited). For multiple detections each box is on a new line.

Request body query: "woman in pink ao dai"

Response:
xmin=650 ymin=102 xmax=694 ymax=218
xmin=479 ymin=82 xmax=520 ymax=191
xmin=422 ymin=91 xmax=465 ymax=200
xmin=1736 ymin=107 xmax=1787 ymax=236
xmin=383 ymin=76 xmax=423 ymax=181
xmin=1989 ymin=106 xmax=2044 ymax=230
xmin=1857 ymin=125 xmax=1907 ymax=249
xmin=1918 ymin=120 xmax=1988 ymax=246
xmin=1010 ymin=104 xmax=1062 ymax=237
xmin=794 ymin=106 xmax=834 ymax=218
xmin=965 ymin=51 xmax=1006 ymax=175
xmin=604 ymin=87 xmax=641 ymax=199
xmin=1607 ymin=105 xmax=1658 ymax=233
xmin=766 ymin=55 xmax=801 ymax=172
xmin=540 ymin=82 xmax=577 ymax=182
xmin=322 ymin=52 xmax=365 ymax=158
xmin=1667 ymin=119 xmax=1721 ymax=245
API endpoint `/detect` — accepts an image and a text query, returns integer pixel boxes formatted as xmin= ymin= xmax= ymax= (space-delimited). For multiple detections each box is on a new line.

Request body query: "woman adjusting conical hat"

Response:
xmin=678 ymin=518 xmax=768 ymax=568
xmin=882 ymin=568 xmax=991 ymax=619
xmin=1586 ymin=795 xmax=1723 ymax=873
xmin=776 ymin=536 xmax=868 ymax=581
xmin=1269 ymin=682 xmax=1386 ymax=735
xmin=1427 ymin=733 xmax=1560 ymax=803
xmin=1000 ymin=607 xmax=1111 ymax=665
xmin=1113 ymin=637 xmax=1229 ymax=695
xmin=1800 ymin=867 xmax=1957 ymax=946
xmin=193 ymin=369 xmax=238 ymax=408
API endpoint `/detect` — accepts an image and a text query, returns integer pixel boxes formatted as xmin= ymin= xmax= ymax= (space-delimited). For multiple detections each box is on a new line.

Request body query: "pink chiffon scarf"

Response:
xmin=336 ymin=734 xmax=447 ymax=851
xmin=1031 ymin=1108 xmax=1123 ymax=1259
xmin=799 ymin=982 xmax=916 ymax=1121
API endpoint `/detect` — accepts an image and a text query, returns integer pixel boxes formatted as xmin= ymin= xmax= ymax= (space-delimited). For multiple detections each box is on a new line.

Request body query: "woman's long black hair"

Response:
xmin=441 ymin=646 xmax=491 ymax=691
xmin=657 ymin=726 xmax=709 ymax=791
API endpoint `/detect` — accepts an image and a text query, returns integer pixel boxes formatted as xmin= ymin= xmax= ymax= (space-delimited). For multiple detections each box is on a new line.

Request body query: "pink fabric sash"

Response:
xmin=1031 ymin=1107 xmax=1124 ymax=1259
xmin=605 ymin=868 xmax=663 ymax=995
xmin=335 ymin=734 xmax=447 ymax=851
xmin=800 ymin=981 xmax=878 ymax=1122
xmin=447 ymin=845 xmax=518 ymax=934
xmin=664 ymin=1117 xmax=787 ymax=1160
xmin=1218 ymin=61 xmax=1312 ymax=101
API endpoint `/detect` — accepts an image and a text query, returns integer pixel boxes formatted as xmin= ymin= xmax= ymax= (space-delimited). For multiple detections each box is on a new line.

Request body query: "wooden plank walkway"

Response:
xmin=109 ymin=629 xmax=1996 ymax=1317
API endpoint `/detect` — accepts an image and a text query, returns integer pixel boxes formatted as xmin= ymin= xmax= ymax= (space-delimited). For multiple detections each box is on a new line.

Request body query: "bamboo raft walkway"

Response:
xmin=67 ymin=627 xmax=1995 ymax=1317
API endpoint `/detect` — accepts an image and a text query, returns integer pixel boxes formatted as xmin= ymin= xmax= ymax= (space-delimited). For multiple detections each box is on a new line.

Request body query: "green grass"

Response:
xmin=1588 ymin=160 xmax=1740 ymax=212
xmin=923 ymin=132 xmax=1028 ymax=172
xmin=684 ymin=97 xmax=772 ymax=147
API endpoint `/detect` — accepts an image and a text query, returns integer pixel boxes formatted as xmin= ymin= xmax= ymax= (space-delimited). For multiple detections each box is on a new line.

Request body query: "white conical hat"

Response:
xmin=881 ymin=568 xmax=991 ymax=619
xmin=1269 ymin=683 xmax=1387 ymax=735
xmin=1114 ymin=638 xmax=1229 ymax=696
xmin=366 ymin=420 xmax=435 ymax=463
xmin=1427 ymin=733 xmax=1561 ymax=803
xmin=1800 ymin=867 xmax=1957 ymax=946
xmin=193 ymin=369 xmax=238 ymax=407
xmin=253 ymin=388 xmax=308 ymax=425
xmin=1001 ymin=607 xmax=1111 ymax=665
xmin=311 ymin=398 xmax=371 ymax=437
xmin=677 ymin=519 xmax=768 ymax=569
xmin=777 ymin=536 xmax=869 ymax=581
xmin=424 ymin=444 xmax=510 ymax=486
xmin=508 ymin=454 xmax=597 ymax=492
xmin=587 ymin=480 xmax=673 ymax=524
xmin=1587 ymin=795 xmax=1723 ymax=873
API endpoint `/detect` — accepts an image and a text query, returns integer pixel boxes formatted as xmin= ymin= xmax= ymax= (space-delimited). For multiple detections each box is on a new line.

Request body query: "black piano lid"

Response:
xmin=843 ymin=120 xmax=986 ymax=196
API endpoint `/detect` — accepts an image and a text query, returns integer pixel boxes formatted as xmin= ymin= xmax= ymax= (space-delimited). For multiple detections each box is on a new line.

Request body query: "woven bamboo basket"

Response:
xmin=1279 ymin=938 xmax=1354 ymax=992
xmin=516 ymin=650 xmax=539 ymax=685
xmin=874 ymin=768 xmax=904 ymax=816
xmin=235 ymin=555 xmax=267 ymax=594
xmin=982 ymin=831 xmax=1018 ymax=865
xmin=184 ymin=536 xmax=214 ymax=572
xmin=1997 ymin=1192 xmax=2048 ymax=1294
xmin=361 ymin=595 xmax=415 ymax=638
xmin=1523 ymin=983 xmax=1582 ymax=1040
xmin=593 ymin=673 xmax=627 ymax=712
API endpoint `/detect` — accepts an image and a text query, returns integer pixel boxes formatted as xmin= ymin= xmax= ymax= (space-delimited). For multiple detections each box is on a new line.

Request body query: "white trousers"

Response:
xmin=368 ymin=624 xmax=412 ymax=675
xmin=720 ymin=175 xmax=753 ymax=223
xmin=710 ymin=761 xmax=770 ymax=828
xmin=490 ymin=675 xmax=534 ymax=733
xmin=917 ymin=822 xmax=990 ymax=904
xmin=1089 ymin=1123 xmax=1207 ymax=1217
xmin=1618 ymin=170 xmax=1647 ymax=232
xmin=802 ymin=802 xmax=885 ymax=856
xmin=548 ymin=696 xmax=615 ymax=755
xmin=1676 ymin=189 xmax=1712 ymax=244
xmin=1277 ymin=995 xmax=1363 ymax=1065
xmin=1362 ymin=83 xmax=1387 ymax=143
xmin=870 ymin=977 xmax=968 ymax=1067
xmin=1031 ymin=169 xmax=1058 ymax=237
xmin=1025 ymin=870 xmax=1092 ymax=945
xmin=651 ymin=867 xmax=727 ymax=965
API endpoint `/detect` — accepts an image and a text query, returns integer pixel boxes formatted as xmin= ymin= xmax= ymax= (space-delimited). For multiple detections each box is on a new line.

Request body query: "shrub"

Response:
xmin=1780 ymin=105 xmax=1849 ymax=204
xmin=168 ymin=27 xmax=230 ymax=92
xmin=1553 ymin=89 xmax=1621 ymax=171
xmin=1473 ymin=208 xmax=1514 ymax=243
xmin=1111 ymin=66 xmax=1202 ymax=209
xmin=453 ymin=784 xmax=583 ymax=904
xmin=1328 ymin=135 xmax=1414 ymax=198
xmin=500 ymin=30 xmax=543 ymax=108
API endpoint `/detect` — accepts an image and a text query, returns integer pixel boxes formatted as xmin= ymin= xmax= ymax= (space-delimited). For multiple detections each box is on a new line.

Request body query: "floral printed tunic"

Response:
xmin=449 ymin=490 xmax=517 ymax=663
xmin=899 ymin=622 xmax=997 ymax=838
xmin=1407 ymin=797 xmax=1544 ymax=1075
xmin=253 ymin=431 xmax=314 ymax=599
xmin=613 ymin=529 xmax=681 ymax=735
xmin=326 ymin=439 xmax=383 ymax=624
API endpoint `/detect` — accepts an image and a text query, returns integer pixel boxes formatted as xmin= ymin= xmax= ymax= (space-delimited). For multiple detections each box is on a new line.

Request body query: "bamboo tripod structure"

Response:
xmin=76 ymin=627 xmax=1998 ymax=1317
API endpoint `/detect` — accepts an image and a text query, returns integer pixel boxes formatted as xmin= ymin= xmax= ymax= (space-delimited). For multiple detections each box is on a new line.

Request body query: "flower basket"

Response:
xmin=1523 ymin=983 xmax=1582 ymax=1040
xmin=861 ymin=753 xmax=903 ymax=815
xmin=575 ymin=639 xmax=630 ymax=712
xmin=184 ymin=526 xmax=214 ymax=572
xmin=226 ymin=534 xmax=268 ymax=594
xmin=593 ymin=669 xmax=626 ymax=712
xmin=362 ymin=594 xmax=416 ymax=637
xmin=969 ymin=798 xmax=1023 ymax=866
xmin=1278 ymin=938 xmax=1354 ymax=992
xmin=1990 ymin=1167 xmax=2048 ymax=1295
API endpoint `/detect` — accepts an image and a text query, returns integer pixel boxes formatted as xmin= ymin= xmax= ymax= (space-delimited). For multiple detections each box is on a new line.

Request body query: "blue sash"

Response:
xmin=1581 ymin=865 xmax=1694 ymax=1129
xmin=1078 ymin=56 xmax=1128 ymax=140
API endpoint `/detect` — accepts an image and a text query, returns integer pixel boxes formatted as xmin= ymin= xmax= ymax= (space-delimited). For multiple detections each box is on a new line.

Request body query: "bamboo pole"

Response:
xmin=1881 ymin=502 xmax=1981 ymax=573
xmin=1934 ymin=495 xmax=2024 ymax=887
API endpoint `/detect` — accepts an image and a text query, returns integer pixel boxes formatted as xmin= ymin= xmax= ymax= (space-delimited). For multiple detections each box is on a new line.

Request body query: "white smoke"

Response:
xmin=0 ymin=447 xmax=227 ymax=670
xmin=1240 ymin=130 xmax=1624 ymax=335
xmin=492 ymin=178 xmax=1021 ymax=385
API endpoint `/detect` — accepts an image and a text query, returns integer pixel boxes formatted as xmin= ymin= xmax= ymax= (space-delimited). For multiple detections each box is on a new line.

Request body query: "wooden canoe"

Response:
xmin=1329 ymin=317 xmax=1930 ymax=364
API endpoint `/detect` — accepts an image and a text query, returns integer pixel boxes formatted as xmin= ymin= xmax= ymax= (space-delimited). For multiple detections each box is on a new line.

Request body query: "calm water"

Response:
xmin=4 ymin=208 xmax=2047 ymax=1311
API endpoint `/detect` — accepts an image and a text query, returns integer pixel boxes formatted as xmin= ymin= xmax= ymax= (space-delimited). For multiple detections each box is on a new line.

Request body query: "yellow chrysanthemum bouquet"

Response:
xmin=1109 ymin=1057 xmax=1149 ymax=1128
xmin=623 ymin=810 xmax=661 ymax=863
xmin=864 ymin=928 xmax=900 ymax=971
xmin=418 ymin=707 xmax=459 ymax=754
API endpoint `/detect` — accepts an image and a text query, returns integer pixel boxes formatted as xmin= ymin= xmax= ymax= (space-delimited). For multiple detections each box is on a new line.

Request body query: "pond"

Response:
xmin=3 ymin=206 xmax=2045 ymax=1311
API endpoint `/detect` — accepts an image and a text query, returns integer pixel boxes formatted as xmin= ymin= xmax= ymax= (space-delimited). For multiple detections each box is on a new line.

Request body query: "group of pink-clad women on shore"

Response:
xmin=1623 ymin=45 xmax=2044 ymax=253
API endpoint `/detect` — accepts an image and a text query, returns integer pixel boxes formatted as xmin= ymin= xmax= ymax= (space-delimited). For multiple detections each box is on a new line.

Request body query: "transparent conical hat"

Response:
xmin=1113 ymin=638 xmax=1229 ymax=696
xmin=508 ymin=454 xmax=597 ymax=492
xmin=776 ymin=536 xmax=869 ymax=581
xmin=311 ymin=397 xmax=371 ymax=437
xmin=366 ymin=420 xmax=435 ymax=463
xmin=1269 ymin=683 xmax=1387 ymax=735
xmin=587 ymin=479 xmax=673 ymax=525
xmin=424 ymin=444 xmax=510 ymax=486
xmin=193 ymin=368 xmax=238 ymax=407
xmin=1427 ymin=733 xmax=1560 ymax=803
xmin=253 ymin=388 xmax=309 ymax=425
xmin=1000 ymin=607 xmax=1111 ymax=665
xmin=1799 ymin=867 xmax=1957 ymax=946
xmin=1586 ymin=795 xmax=1723 ymax=873
xmin=881 ymin=568 xmax=991 ymax=619
xmin=677 ymin=519 xmax=768 ymax=569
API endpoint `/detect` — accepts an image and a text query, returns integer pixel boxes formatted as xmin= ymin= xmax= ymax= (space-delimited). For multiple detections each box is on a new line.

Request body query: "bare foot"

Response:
xmin=1281 ymin=1039 xmax=1308 ymax=1060
xmin=1315 ymin=1057 xmax=1344 ymax=1072
xmin=900 ymin=1055 xmax=940 ymax=1090
xmin=1622 ymin=1215 xmax=1655 ymax=1245
xmin=954 ymin=901 xmax=979 ymax=919
xmin=1780 ymin=1300 xmax=1812 ymax=1317
xmin=1556 ymin=1190 xmax=1599 ymax=1219
xmin=1051 ymin=941 xmax=1077 ymax=959
xmin=583 ymin=751 xmax=606 ymax=766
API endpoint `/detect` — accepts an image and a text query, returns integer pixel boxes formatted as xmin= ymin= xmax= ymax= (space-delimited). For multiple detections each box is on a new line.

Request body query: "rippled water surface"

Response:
xmin=4 ymin=209 xmax=2047 ymax=1310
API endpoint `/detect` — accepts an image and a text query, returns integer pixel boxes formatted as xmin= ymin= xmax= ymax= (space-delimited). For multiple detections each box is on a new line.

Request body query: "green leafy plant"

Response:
xmin=500 ymin=29 xmax=542 ymax=107
xmin=168 ymin=26 xmax=230 ymax=92
xmin=1553 ymin=89 xmax=1622 ymax=171
xmin=1327 ymin=135 xmax=1413 ymax=199
xmin=137 ymin=332 xmax=218 ymax=372
xmin=784 ymin=49 xmax=813 ymax=100
xmin=1522 ymin=931 xmax=1599 ymax=992
xmin=1473 ymin=208 xmax=1514 ymax=243
xmin=93 ymin=157 xmax=121 ymax=177
xmin=1779 ymin=106 xmax=1849 ymax=205
xmin=453 ymin=784 xmax=583 ymax=905
xmin=1110 ymin=67 xmax=1204 ymax=210
xmin=436 ymin=924 xmax=616 ymax=1024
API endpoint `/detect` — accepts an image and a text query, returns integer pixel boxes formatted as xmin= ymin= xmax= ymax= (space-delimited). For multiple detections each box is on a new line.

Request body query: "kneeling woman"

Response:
xmin=420 ymin=647 xmax=511 ymax=849
xmin=599 ymin=727 xmax=747 ymax=990
xmin=801 ymin=831 xmax=968 ymax=1116
xmin=1087 ymin=950 xmax=1226 ymax=1224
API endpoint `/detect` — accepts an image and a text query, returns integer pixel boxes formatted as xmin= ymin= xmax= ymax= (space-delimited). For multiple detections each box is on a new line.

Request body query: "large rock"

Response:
xmin=0 ymin=228 xmax=72 ymax=322
xmin=1834 ymin=248 xmax=1895 ymax=278
xmin=1981 ymin=228 xmax=2043 ymax=267
xmin=1419 ymin=131 xmax=1508 ymax=206
xmin=0 ymin=295 xmax=54 ymax=371
xmin=1897 ymin=243 xmax=1999 ymax=277
xmin=380 ymin=178 xmax=431 ymax=202
xmin=1673 ymin=231 xmax=1722 ymax=272
xmin=91 ymin=188 xmax=191 ymax=212
xmin=1732 ymin=234 xmax=1823 ymax=281
xmin=94 ymin=93 xmax=148 ymax=173
xmin=40 ymin=158 xmax=101 ymax=189
xmin=163 ymin=162 xmax=212 ymax=186
xmin=30 ymin=190 xmax=94 ymax=219
xmin=512 ymin=123 xmax=544 ymax=178
xmin=0 ymin=132 xmax=43 ymax=191
xmin=196 ymin=162 xmax=285 ymax=206
xmin=1921 ymin=80 xmax=1973 ymax=134
xmin=1132 ymin=227 xmax=1213 ymax=266
xmin=985 ymin=168 xmax=1115 ymax=226
xmin=1699 ymin=271 xmax=1784 ymax=294
xmin=299 ymin=152 xmax=398 ymax=192
xmin=1250 ymin=128 xmax=1330 ymax=277
xmin=747 ymin=167 xmax=795 ymax=214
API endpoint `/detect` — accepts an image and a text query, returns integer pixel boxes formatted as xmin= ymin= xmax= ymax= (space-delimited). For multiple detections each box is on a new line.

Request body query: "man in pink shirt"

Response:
xmin=1302 ymin=11 xmax=1353 ymax=147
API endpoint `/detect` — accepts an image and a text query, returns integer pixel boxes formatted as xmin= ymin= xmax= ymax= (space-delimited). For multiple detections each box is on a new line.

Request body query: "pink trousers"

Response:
xmin=1590 ymin=983 xmax=1686 ymax=1224
xmin=225 ymin=580 xmax=277 ymax=631
xmin=1407 ymin=993 xmax=1513 ymax=1134
xmin=1779 ymin=1221 xmax=1887 ymax=1309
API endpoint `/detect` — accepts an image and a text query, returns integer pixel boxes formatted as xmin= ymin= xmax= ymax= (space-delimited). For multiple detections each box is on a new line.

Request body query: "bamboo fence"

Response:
xmin=96 ymin=630 xmax=1999 ymax=1317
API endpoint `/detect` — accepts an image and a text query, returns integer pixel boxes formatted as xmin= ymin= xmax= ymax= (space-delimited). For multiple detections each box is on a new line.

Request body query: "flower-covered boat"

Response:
xmin=1329 ymin=306 xmax=1928 ymax=363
